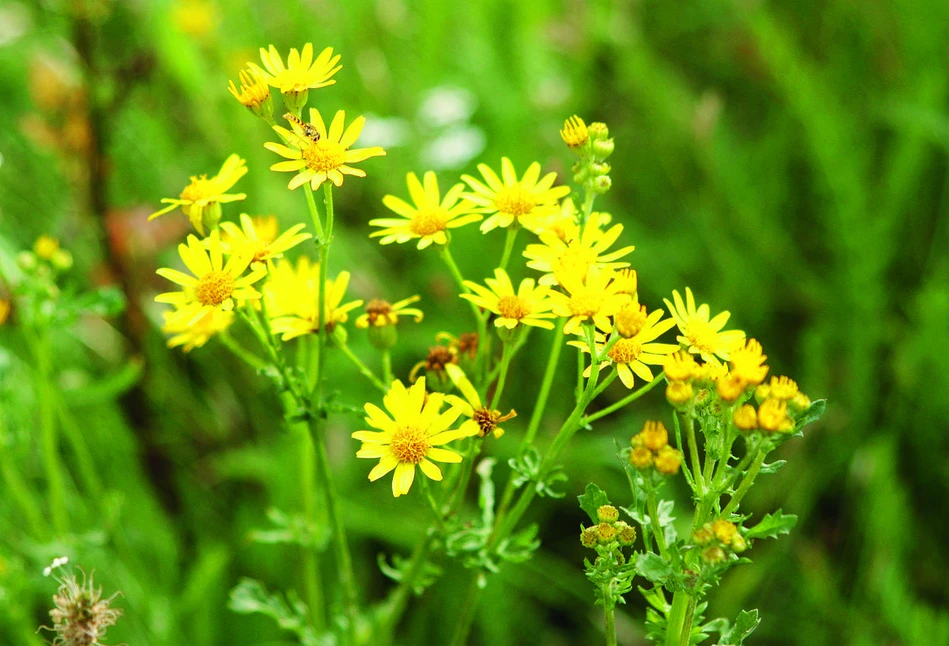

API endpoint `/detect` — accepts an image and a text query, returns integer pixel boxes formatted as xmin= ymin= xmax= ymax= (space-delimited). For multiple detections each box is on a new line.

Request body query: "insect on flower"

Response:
xmin=284 ymin=112 xmax=321 ymax=142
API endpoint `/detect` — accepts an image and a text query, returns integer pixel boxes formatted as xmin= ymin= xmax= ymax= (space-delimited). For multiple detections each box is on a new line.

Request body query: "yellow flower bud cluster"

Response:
xmin=629 ymin=421 xmax=683 ymax=476
xmin=694 ymin=519 xmax=747 ymax=563
xmin=580 ymin=504 xmax=637 ymax=550
xmin=731 ymin=375 xmax=811 ymax=434
xmin=561 ymin=116 xmax=614 ymax=195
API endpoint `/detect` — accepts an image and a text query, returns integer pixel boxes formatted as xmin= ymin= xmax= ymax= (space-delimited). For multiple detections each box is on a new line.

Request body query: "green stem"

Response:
xmin=218 ymin=332 xmax=267 ymax=371
xmin=309 ymin=416 xmax=359 ymax=641
xmin=721 ymin=449 xmax=766 ymax=518
xmin=0 ymin=414 xmax=49 ymax=539
xmin=381 ymin=349 xmax=393 ymax=384
xmin=304 ymin=184 xmax=325 ymax=243
xmin=33 ymin=330 xmax=68 ymax=534
xmin=56 ymin=401 xmax=103 ymax=501
xmin=380 ymin=530 xmax=437 ymax=646
xmin=339 ymin=343 xmax=388 ymax=392
xmin=439 ymin=244 xmax=489 ymax=385
xmin=580 ymin=375 xmax=664 ymax=426
xmin=449 ymin=574 xmax=484 ymax=646
xmin=645 ymin=485 xmax=669 ymax=557
xmin=498 ymin=227 xmax=518 ymax=273
xmin=681 ymin=412 xmax=705 ymax=494
xmin=489 ymin=340 xmax=515 ymax=410
xmin=665 ymin=591 xmax=689 ymax=646
xmin=603 ymin=594 xmax=617 ymax=646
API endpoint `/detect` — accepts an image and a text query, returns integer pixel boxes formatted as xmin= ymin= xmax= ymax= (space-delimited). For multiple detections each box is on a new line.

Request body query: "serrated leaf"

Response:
xmin=745 ymin=511 xmax=797 ymax=540
xmin=578 ymin=483 xmax=611 ymax=524
xmin=796 ymin=399 xmax=826 ymax=429
xmin=228 ymin=578 xmax=325 ymax=645
xmin=635 ymin=552 xmax=673 ymax=585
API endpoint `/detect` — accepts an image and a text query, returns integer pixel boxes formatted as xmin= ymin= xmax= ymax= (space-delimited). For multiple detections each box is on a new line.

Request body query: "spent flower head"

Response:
xmin=371 ymin=171 xmax=482 ymax=249
xmin=43 ymin=563 xmax=122 ymax=646
xmin=149 ymin=154 xmax=248 ymax=234
xmin=445 ymin=363 xmax=516 ymax=439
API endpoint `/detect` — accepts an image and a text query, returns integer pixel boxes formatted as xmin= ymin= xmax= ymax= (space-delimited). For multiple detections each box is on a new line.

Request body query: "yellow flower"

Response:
xmin=227 ymin=67 xmax=273 ymax=117
xmin=219 ymin=214 xmax=312 ymax=263
xmin=570 ymin=309 xmax=678 ymax=388
xmin=461 ymin=268 xmax=556 ymax=330
xmin=263 ymin=256 xmax=320 ymax=319
xmin=548 ymin=266 xmax=631 ymax=335
xmin=150 ymin=154 xmax=247 ymax=234
xmin=162 ymin=307 xmax=233 ymax=352
xmin=560 ymin=115 xmax=589 ymax=149
xmin=253 ymin=43 xmax=341 ymax=94
xmin=729 ymin=338 xmax=769 ymax=386
xmin=371 ymin=171 xmax=483 ymax=249
xmin=524 ymin=218 xmax=634 ymax=287
xmin=265 ymin=109 xmax=386 ymax=191
xmin=352 ymin=377 xmax=475 ymax=497
xmin=34 ymin=235 xmax=59 ymax=260
xmin=268 ymin=270 xmax=363 ymax=340
xmin=445 ymin=364 xmax=516 ymax=439
xmin=663 ymin=287 xmax=745 ymax=365
xmin=155 ymin=228 xmax=266 ymax=326
xmin=355 ymin=295 xmax=424 ymax=328
xmin=461 ymin=157 xmax=570 ymax=233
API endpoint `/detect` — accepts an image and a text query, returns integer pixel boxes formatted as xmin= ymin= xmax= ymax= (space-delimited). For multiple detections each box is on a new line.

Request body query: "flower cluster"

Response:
xmin=580 ymin=504 xmax=637 ymax=549
xmin=693 ymin=519 xmax=748 ymax=564
xmin=628 ymin=420 xmax=683 ymax=475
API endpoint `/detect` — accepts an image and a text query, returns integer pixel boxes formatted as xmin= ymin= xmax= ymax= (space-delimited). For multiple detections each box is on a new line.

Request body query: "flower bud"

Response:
xmin=34 ymin=235 xmax=60 ymax=260
xmin=17 ymin=251 xmax=37 ymax=271
xmin=629 ymin=446 xmax=653 ymax=470
xmin=768 ymin=375 xmax=799 ymax=401
xmin=711 ymin=519 xmax=737 ymax=543
xmin=560 ymin=115 xmax=589 ymax=149
xmin=616 ymin=521 xmax=637 ymax=546
xmin=755 ymin=384 xmax=771 ymax=403
xmin=654 ymin=446 xmax=683 ymax=476
xmin=367 ymin=324 xmax=398 ymax=350
xmin=593 ymin=175 xmax=612 ymax=195
xmin=701 ymin=545 xmax=727 ymax=564
xmin=693 ymin=526 xmax=714 ymax=545
xmin=580 ymin=525 xmax=599 ymax=548
xmin=639 ymin=420 xmax=668 ymax=451
xmin=789 ymin=392 xmax=811 ymax=415
xmin=281 ymin=88 xmax=309 ymax=116
xmin=758 ymin=398 xmax=792 ymax=433
xmin=716 ymin=373 xmax=744 ymax=402
xmin=596 ymin=522 xmax=617 ymax=544
xmin=597 ymin=505 xmax=619 ymax=523
xmin=51 ymin=249 xmax=73 ymax=271
xmin=666 ymin=381 xmax=694 ymax=407
xmin=664 ymin=352 xmax=697 ymax=382
xmin=588 ymin=122 xmax=609 ymax=140
xmin=593 ymin=138 xmax=615 ymax=160
xmin=731 ymin=534 xmax=748 ymax=553
xmin=732 ymin=405 xmax=758 ymax=431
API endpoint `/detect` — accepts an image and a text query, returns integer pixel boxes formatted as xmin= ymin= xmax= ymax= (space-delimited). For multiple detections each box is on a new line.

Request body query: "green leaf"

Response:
xmin=635 ymin=552 xmax=673 ymax=585
xmin=578 ymin=483 xmax=611 ymax=524
xmin=228 ymin=578 xmax=327 ymax=646
xmin=715 ymin=609 xmax=761 ymax=645
xmin=796 ymin=398 xmax=826 ymax=429
xmin=758 ymin=459 xmax=787 ymax=475
xmin=477 ymin=457 xmax=496 ymax=527
xmin=745 ymin=510 xmax=798 ymax=540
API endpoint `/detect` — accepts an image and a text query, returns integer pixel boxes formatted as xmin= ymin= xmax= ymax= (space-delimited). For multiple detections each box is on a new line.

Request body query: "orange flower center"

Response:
xmin=195 ymin=270 xmax=235 ymax=306
xmin=409 ymin=208 xmax=448 ymax=236
xmin=493 ymin=185 xmax=536 ymax=217
xmin=390 ymin=426 xmax=430 ymax=464
xmin=685 ymin=320 xmax=719 ymax=354
xmin=608 ymin=338 xmax=642 ymax=364
xmin=496 ymin=294 xmax=532 ymax=320
xmin=180 ymin=175 xmax=215 ymax=202
xmin=302 ymin=140 xmax=345 ymax=172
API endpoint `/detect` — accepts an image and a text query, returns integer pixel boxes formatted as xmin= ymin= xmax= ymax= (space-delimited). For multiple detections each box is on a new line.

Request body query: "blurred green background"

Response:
xmin=2 ymin=0 xmax=948 ymax=644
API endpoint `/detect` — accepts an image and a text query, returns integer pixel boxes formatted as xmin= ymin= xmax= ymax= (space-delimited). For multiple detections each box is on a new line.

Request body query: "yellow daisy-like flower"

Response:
xmin=355 ymin=295 xmax=424 ymax=328
xmin=149 ymin=154 xmax=248 ymax=234
xmin=265 ymin=109 xmax=386 ymax=191
xmin=219 ymin=214 xmax=312 ymax=263
xmin=155 ymin=228 xmax=267 ymax=326
xmin=253 ymin=43 xmax=342 ymax=94
xmin=162 ymin=307 xmax=234 ymax=352
xmin=370 ymin=172 xmax=483 ymax=249
xmin=571 ymin=309 xmax=678 ymax=389
xmin=268 ymin=270 xmax=363 ymax=340
xmin=461 ymin=268 xmax=557 ymax=330
xmin=524 ymin=218 xmax=635 ymax=287
xmin=227 ymin=66 xmax=272 ymax=115
xmin=548 ymin=266 xmax=632 ymax=335
xmin=663 ymin=287 xmax=746 ymax=364
xmin=352 ymin=377 xmax=475 ymax=497
xmin=263 ymin=256 xmax=320 ymax=319
xmin=461 ymin=157 xmax=570 ymax=233
xmin=444 ymin=363 xmax=516 ymax=439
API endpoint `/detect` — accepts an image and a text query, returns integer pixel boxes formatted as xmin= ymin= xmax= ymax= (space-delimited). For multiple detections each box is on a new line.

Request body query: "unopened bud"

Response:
xmin=701 ymin=545 xmax=727 ymax=564
xmin=580 ymin=525 xmax=598 ymax=548
xmin=654 ymin=446 xmax=683 ymax=475
xmin=593 ymin=138 xmax=614 ymax=160
xmin=629 ymin=446 xmax=653 ymax=469
xmin=596 ymin=522 xmax=617 ymax=544
xmin=666 ymin=381 xmax=694 ymax=407
xmin=368 ymin=324 xmax=398 ymax=350
xmin=597 ymin=505 xmax=619 ymax=523
xmin=616 ymin=521 xmax=637 ymax=546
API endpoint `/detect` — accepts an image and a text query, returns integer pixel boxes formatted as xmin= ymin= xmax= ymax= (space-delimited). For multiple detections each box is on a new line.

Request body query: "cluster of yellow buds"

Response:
xmin=628 ymin=421 xmax=683 ymax=475
xmin=693 ymin=518 xmax=747 ymax=564
xmin=561 ymin=116 xmax=614 ymax=196
xmin=580 ymin=505 xmax=637 ymax=549
xmin=663 ymin=337 xmax=774 ymax=409
xmin=732 ymin=375 xmax=811 ymax=434
xmin=18 ymin=235 xmax=74 ymax=274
